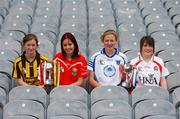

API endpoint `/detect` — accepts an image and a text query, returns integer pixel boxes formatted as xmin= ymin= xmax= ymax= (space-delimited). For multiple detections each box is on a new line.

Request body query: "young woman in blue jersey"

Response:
xmin=88 ymin=29 xmax=127 ymax=88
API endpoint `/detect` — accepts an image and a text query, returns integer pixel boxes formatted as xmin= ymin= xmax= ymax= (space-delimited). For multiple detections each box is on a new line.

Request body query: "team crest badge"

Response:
xmin=116 ymin=60 xmax=121 ymax=65
xmin=72 ymin=68 xmax=78 ymax=76
xmin=154 ymin=66 xmax=158 ymax=71
xmin=103 ymin=65 xmax=116 ymax=77
xmin=99 ymin=59 xmax=105 ymax=65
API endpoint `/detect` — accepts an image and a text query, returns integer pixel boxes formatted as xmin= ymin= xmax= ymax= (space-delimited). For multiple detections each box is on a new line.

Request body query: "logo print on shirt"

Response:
xmin=103 ymin=65 xmax=116 ymax=77
xmin=72 ymin=68 xmax=78 ymax=76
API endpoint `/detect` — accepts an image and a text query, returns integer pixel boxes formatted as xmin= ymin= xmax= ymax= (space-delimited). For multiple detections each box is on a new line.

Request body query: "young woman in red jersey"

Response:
xmin=53 ymin=32 xmax=88 ymax=87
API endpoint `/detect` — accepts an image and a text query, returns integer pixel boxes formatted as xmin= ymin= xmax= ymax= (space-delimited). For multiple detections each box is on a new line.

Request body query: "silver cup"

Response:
xmin=121 ymin=64 xmax=133 ymax=89
xmin=44 ymin=61 xmax=54 ymax=86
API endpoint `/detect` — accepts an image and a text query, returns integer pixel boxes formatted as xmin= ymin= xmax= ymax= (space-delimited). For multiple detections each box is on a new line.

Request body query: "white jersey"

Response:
xmin=88 ymin=48 xmax=127 ymax=85
xmin=130 ymin=55 xmax=169 ymax=87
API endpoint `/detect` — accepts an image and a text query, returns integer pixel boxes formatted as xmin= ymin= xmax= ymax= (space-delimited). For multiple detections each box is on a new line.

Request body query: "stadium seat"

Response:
xmin=49 ymin=116 xmax=82 ymax=119
xmin=0 ymin=49 xmax=20 ymax=62
xmin=131 ymin=86 xmax=170 ymax=107
xmin=134 ymin=99 xmax=176 ymax=119
xmin=91 ymin=99 xmax=132 ymax=119
xmin=49 ymin=86 xmax=89 ymax=105
xmin=0 ymin=73 xmax=11 ymax=93
xmin=165 ymin=60 xmax=180 ymax=74
xmin=0 ymin=60 xmax=13 ymax=75
xmin=98 ymin=115 xmax=131 ymax=119
xmin=4 ymin=115 xmax=37 ymax=119
xmin=90 ymin=86 xmax=130 ymax=106
xmin=47 ymin=100 xmax=88 ymax=119
xmin=167 ymin=72 xmax=180 ymax=93
xmin=143 ymin=115 xmax=176 ymax=119
xmin=172 ymin=87 xmax=180 ymax=108
xmin=172 ymin=14 xmax=180 ymax=27
xmin=8 ymin=85 xmax=48 ymax=108
xmin=124 ymin=50 xmax=140 ymax=62
xmin=3 ymin=100 xmax=45 ymax=119
xmin=146 ymin=22 xmax=175 ymax=35
xmin=157 ymin=49 xmax=180 ymax=62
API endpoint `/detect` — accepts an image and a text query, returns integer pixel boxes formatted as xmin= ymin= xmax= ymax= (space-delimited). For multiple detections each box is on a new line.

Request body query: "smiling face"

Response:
xmin=62 ymin=38 xmax=75 ymax=58
xmin=23 ymin=38 xmax=38 ymax=58
xmin=141 ymin=42 xmax=154 ymax=58
xmin=140 ymin=36 xmax=155 ymax=59
xmin=102 ymin=34 xmax=117 ymax=53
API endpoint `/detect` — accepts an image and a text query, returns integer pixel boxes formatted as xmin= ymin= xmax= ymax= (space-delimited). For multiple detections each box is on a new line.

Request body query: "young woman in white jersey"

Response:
xmin=130 ymin=36 xmax=169 ymax=90
xmin=88 ymin=29 xmax=127 ymax=88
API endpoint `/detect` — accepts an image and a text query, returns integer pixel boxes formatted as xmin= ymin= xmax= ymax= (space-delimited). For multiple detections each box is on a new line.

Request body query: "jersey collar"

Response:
xmin=102 ymin=48 xmax=118 ymax=58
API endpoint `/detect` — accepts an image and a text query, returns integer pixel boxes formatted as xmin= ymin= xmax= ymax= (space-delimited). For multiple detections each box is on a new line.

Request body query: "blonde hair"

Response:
xmin=100 ymin=29 xmax=118 ymax=42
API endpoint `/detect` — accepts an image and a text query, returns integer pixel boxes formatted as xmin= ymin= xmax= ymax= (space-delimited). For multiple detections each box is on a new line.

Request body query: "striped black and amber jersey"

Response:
xmin=12 ymin=51 xmax=48 ymax=85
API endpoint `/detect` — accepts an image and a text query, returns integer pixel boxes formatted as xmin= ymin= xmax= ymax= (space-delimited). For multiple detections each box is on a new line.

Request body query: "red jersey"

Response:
xmin=53 ymin=52 xmax=88 ymax=86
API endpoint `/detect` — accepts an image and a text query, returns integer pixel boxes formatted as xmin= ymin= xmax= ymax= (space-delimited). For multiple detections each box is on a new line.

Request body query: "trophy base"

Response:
xmin=121 ymin=82 xmax=132 ymax=89
xmin=44 ymin=84 xmax=54 ymax=94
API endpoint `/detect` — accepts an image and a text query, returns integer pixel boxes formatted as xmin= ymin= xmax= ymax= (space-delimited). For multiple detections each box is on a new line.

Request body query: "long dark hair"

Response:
xmin=60 ymin=32 xmax=79 ymax=58
xmin=140 ymin=36 xmax=155 ymax=53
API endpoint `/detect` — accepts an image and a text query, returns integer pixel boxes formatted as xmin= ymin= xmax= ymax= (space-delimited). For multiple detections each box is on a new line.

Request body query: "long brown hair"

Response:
xmin=60 ymin=32 xmax=79 ymax=58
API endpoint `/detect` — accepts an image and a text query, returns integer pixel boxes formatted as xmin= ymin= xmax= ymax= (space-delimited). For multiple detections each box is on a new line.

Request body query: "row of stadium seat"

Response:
xmin=0 ymin=85 xmax=180 ymax=119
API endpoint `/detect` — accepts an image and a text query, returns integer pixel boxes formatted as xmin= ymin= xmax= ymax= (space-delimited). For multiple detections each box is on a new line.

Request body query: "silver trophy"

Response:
xmin=121 ymin=63 xmax=133 ymax=89
xmin=43 ymin=61 xmax=54 ymax=86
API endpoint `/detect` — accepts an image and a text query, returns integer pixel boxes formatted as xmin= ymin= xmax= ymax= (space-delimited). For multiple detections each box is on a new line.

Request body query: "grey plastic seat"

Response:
xmin=50 ymin=116 xmax=82 ymax=119
xmin=0 ymin=73 xmax=11 ymax=93
xmin=9 ymin=85 xmax=47 ymax=108
xmin=50 ymin=86 xmax=89 ymax=105
xmin=167 ymin=72 xmax=180 ymax=93
xmin=143 ymin=13 xmax=171 ymax=26
xmin=118 ymin=22 xmax=146 ymax=34
xmin=3 ymin=100 xmax=45 ymax=119
xmin=5 ymin=14 xmax=32 ymax=27
xmin=0 ymin=60 xmax=13 ymax=75
xmin=137 ymin=0 xmax=163 ymax=10
xmin=164 ymin=0 xmax=180 ymax=10
xmin=141 ymin=6 xmax=167 ymax=18
xmin=2 ymin=20 xmax=29 ymax=34
xmin=147 ymin=22 xmax=175 ymax=35
xmin=4 ymin=115 xmax=37 ymax=119
xmin=134 ymin=99 xmax=176 ymax=119
xmin=165 ymin=60 xmax=180 ymax=74
xmin=47 ymin=100 xmax=88 ymax=119
xmin=91 ymin=99 xmax=132 ymax=119
xmin=157 ymin=49 xmax=180 ymax=62
xmin=98 ymin=115 xmax=130 ymax=119
xmin=0 ymin=30 xmax=25 ymax=42
xmin=0 ymin=87 xmax=7 ymax=107
xmin=0 ymin=49 xmax=19 ymax=62
xmin=131 ymin=86 xmax=170 ymax=107
xmin=90 ymin=86 xmax=129 ymax=106
xmin=143 ymin=115 xmax=176 ymax=119
xmin=150 ymin=30 xmax=179 ymax=42
xmin=120 ymin=38 xmax=140 ymax=52
xmin=172 ymin=87 xmax=180 ymax=108
xmin=155 ymin=40 xmax=180 ymax=53
xmin=124 ymin=50 xmax=140 ymax=62
xmin=168 ymin=6 xmax=180 ymax=18
xmin=8 ymin=4 xmax=34 ymax=17
xmin=172 ymin=14 xmax=180 ymax=27
xmin=0 ymin=36 xmax=21 ymax=52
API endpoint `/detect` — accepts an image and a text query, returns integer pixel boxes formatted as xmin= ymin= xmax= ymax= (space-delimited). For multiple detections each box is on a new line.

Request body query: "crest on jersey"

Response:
xmin=103 ymin=65 xmax=116 ymax=77
xmin=154 ymin=66 xmax=158 ymax=71
xmin=99 ymin=59 xmax=105 ymax=65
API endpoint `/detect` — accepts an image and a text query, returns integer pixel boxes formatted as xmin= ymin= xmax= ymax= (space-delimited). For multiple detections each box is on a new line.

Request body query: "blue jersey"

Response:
xmin=88 ymin=48 xmax=128 ymax=85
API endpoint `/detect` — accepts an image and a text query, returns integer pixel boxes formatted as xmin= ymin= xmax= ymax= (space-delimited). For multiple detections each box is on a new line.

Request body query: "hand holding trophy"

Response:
xmin=42 ymin=60 xmax=59 ymax=94
xmin=121 ymin=63 xmax=134 ymax=89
